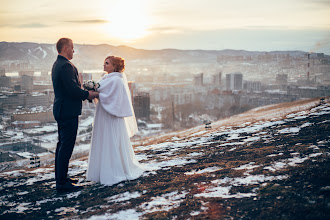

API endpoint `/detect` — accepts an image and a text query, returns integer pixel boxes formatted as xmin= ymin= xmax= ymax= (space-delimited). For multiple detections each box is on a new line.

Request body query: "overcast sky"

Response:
xmin=1 ymin=0 xmax=330 ymax=53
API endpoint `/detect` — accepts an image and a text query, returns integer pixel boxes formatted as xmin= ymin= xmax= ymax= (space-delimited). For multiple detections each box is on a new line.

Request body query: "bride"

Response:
xmin=86 ymin=55 xmax=144 ymax=186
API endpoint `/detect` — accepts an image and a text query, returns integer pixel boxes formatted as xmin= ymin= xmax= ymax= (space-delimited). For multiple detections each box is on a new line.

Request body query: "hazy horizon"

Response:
xmin=1 ymin=0 xmax=330 ymax=53
xmin=2 ymin=40 xmax=329 ymax=55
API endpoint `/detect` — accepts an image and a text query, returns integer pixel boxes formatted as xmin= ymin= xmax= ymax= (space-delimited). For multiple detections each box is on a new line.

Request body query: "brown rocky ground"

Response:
xmin=0 ymin=98 xmax=329 ymax=219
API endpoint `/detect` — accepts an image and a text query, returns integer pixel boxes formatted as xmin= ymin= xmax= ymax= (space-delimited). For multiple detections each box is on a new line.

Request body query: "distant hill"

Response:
xmin=0 ymin=97 xmax=329 ymax=219
xmin=0 ymin=41 xmax=308 ymax=70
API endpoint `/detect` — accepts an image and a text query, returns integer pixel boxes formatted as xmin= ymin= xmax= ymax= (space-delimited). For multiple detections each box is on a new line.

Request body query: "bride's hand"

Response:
xmin=94 ymin=98 xmax=99 ymax=105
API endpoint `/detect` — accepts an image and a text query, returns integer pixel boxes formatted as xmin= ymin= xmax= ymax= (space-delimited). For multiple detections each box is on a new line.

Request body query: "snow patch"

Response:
xmin=234 ymin=162 xmax=259 ymax=171
xmin=107 ymin=191 xmax=141 ymax=203
xmin=140 ymin=191 xmax=188 ymax=213
xmin=195 ymin=175 xmax=287 ymax=198
xmin=185 ymin=166 xmax=222 ymax=175
xmin=89 ymin=209 xmax=142 ymax=220
xmin=278 ymin=127 xmax=300 ymax=134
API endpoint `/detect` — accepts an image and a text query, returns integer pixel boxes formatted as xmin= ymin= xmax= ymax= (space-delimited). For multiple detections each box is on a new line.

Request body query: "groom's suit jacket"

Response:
xmin=51 ymin=55 xmax=89 ymax=121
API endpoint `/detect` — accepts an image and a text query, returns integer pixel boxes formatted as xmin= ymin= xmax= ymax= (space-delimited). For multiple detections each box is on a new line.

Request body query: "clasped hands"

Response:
xmin=87 ymin=91 xmax=99 ymax=101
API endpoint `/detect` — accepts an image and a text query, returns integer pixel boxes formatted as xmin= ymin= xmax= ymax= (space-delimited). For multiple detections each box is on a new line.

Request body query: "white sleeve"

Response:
xmin=98 ymin=77 xmax=133 ymax=117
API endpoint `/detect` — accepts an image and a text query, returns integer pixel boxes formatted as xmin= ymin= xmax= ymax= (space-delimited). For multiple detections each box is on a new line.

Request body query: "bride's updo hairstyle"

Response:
xmin=105 ymin=56 xmax=125 ymax=73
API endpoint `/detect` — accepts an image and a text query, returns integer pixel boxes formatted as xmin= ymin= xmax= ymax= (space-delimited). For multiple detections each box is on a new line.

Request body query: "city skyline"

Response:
xmin=1 ymin=0 xmax=330 ymax=53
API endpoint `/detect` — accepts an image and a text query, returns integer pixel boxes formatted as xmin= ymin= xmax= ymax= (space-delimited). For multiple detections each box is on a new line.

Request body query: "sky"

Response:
xmin=1 ymin=0 xmax=330 ymax=53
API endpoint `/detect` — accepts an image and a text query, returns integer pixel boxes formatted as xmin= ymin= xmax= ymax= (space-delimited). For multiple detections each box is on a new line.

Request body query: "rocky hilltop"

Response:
xmin=0 ymin=97 xmax=329 ymax=219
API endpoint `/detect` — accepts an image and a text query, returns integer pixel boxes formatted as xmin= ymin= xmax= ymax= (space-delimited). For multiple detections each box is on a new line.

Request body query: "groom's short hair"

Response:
xmin=56 ymin=38 xmax=72 ymax=53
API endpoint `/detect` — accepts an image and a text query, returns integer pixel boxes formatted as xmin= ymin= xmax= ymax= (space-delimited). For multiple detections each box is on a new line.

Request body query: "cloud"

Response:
xmin=301 ymin=0 xmax=330 ymax=9
xmin=148 ymin=27 xmax=177 ymax=31
xmin=64 ymin=20 xmax=109 ymax=24
xmin=16 ymin=23 xmax=49 ymax=28
xmin=147 ymin=26 xmax=185 ymax=34
xmin=311 ymin=0 xmax=330 ymax=6
xmin=242 ymin=25 xmax=327 ymax=30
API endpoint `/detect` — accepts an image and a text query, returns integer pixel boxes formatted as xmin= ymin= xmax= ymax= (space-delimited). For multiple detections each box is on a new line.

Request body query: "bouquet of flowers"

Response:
xmin=83 ymin=80 xmax=100 ymax=91
xmin=83 ymin=80 xmax=100 ymax=103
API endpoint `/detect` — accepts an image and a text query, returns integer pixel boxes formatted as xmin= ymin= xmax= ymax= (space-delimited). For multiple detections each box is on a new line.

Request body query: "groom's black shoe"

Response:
xmin=67 ymin=177 xmax=79 ymax=184
xmin=56 ymin=181 xmax=83 ymax=192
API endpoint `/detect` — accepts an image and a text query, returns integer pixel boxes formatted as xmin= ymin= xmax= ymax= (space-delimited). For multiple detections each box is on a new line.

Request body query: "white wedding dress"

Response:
xmin=86 ymin=72 xmax=144 ymax=186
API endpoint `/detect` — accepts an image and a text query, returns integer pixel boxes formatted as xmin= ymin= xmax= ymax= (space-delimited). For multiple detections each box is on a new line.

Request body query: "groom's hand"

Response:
xmin=94 ymin=91 xmax=99 ymax=98
xmin=87 ymin=91 xmax=99 ymax=100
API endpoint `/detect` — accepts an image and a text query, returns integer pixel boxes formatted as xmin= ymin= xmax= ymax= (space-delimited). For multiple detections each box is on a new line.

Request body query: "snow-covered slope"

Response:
xmin=0 ymin=98 xmax=329 ymax=219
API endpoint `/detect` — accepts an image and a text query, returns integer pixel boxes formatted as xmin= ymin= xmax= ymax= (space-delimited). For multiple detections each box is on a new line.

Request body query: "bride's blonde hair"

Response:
xmin=105 ymin=56 xmax=125 ymax=72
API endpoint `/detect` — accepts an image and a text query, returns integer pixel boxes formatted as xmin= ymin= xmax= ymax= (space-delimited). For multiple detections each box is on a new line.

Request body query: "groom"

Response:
xmin=52 ymin=38 xmax=98 ymax=191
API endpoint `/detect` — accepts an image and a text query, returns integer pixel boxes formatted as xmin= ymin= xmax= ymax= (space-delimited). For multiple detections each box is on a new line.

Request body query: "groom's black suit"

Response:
xmin=52 ymin=55 xmax=89 ymax=185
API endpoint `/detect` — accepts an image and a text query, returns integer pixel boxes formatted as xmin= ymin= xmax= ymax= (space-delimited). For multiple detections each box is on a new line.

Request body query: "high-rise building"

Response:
xmin=213 ymin=72 xmax=222 ymax=86
xmin=0 ymin=76 xmax=11 ymax=88
xmin=244 ymin=80 xmax=261 ymax=92
xmin=0 ymin=68 xmax=5 ymax=76
xmin=226 ymin=72 xmax=243 ymax=91
xmin=14 ymin=85 xmax=21 ymax=92
xmin=276 ymin=74 xmax=288 ymax=85
xmin=21 ymin=75 xmax=34 ymax=92
xmin=172 ymin=93 xmax=193 ymax=105
xmin=194 ymin=73 xmax=203 ymax=86
xmin=133 ymin=93 xmax=150 ymax=120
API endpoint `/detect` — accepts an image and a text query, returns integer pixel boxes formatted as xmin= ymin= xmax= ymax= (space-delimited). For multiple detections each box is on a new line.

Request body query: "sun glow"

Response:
xmin=105 ymin=0 xmax=150 ymax=41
